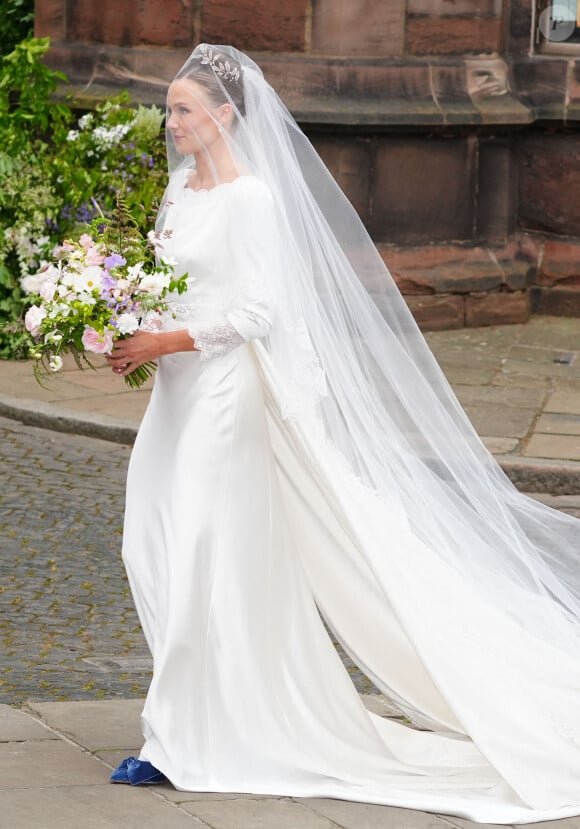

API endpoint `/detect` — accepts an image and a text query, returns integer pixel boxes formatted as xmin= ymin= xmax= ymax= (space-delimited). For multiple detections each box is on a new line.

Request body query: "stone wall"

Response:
xmin=35 ymin=0 xmax=580 ymax=330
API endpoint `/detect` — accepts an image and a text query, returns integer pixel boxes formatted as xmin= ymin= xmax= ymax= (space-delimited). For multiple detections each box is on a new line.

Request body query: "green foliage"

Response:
xmin=0 ymin=38 xmax=70 ymax=152
xmin=0 ymin=0 xmax=34 ymax=58
xmin=54 ymin=94 xmax=167 ymax=232
xmin=0 ymin=38 xmax=168 ymax=359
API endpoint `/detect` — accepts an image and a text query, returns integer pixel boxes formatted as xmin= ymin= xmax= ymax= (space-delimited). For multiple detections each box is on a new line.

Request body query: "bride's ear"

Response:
xmin=217 ymin=103 xmax=234 ymax=130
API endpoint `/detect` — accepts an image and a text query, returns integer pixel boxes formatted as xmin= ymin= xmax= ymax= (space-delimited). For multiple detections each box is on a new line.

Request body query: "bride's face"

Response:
xmin=166 ymin=79 xmax=227 ymax=156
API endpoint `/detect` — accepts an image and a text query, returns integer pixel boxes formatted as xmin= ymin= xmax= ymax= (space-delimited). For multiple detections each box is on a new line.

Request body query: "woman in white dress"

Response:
xmin=107 ymin=44 xmax=580 ymax=824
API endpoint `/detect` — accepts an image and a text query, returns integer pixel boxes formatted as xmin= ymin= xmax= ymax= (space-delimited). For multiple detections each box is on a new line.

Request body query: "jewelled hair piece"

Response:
xmin=199 ymin=45 xmax=241 ymax=83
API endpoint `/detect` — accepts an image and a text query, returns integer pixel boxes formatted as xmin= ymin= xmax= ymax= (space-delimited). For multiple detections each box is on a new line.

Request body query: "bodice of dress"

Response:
xmin=144 ymin=169 xmax=278 ymax=360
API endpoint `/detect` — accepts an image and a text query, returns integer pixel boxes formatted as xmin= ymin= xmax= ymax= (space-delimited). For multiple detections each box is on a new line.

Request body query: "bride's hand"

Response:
xmin=107 ymin=332 xmax=162 ymax=376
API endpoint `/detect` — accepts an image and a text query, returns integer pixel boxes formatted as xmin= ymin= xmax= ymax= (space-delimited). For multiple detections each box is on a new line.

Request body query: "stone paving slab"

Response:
xmin=525 ymin=434 xmax=580 ymax=461
xmin=453 ymin=384 xmax=546 ymax=408
xmin=27 ymin=699 xmax=144 ymax=751
xmin=545 ymin=390 xmax=580 ymax=415
xmin=536 ymin=413 xmax=580 ymax=436
xmin=0 ymin=740 xmax=106 ymax=788
xmin=181 ymin=797 xmax=339 ymax=828
xmin=0 ymin=703 xmax=58 ymax=741
xmin=301 ymin=800 xmax=473 ymax=828
xmin=462 ymin=403 xmax=537 ymax=439
xmin=1 ymin=785 xmax=201 ymax=829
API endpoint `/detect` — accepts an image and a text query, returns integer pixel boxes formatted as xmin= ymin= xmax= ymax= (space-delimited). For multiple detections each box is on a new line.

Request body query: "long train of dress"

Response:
xmin=121 ymin=175 xmax=580 ymax=825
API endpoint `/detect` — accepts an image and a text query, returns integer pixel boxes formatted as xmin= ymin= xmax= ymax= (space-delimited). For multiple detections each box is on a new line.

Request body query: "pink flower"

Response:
xmin=87 ymin=247 xmax=105 ymax=266
xmin=79 ymin=234 xmax=95 ymax=249
xmin=81 ymin=326 xmax=114 ymax=355
xmin=24 ymin=305 xmax=47 ymax=336
xmin=39 ymin=280 xmax=57 ymax=301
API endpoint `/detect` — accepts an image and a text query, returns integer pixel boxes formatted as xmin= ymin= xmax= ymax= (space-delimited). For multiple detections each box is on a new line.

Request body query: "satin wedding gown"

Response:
xmin=122 ymin=169 xmax=580 ymax=824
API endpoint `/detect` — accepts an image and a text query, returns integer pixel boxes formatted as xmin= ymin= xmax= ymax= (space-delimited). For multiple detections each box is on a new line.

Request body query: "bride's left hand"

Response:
xmin=107 ymin=332 xmax=162 ymax=376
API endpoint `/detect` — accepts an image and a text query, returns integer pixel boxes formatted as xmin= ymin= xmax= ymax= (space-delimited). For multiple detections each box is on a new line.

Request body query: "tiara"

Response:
xmin=199 ymin=45 xmax=241 ymax=83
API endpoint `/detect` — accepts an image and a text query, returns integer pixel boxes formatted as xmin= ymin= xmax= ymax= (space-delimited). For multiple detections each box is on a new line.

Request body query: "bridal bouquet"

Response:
xmin=21 ymin=198 xmax=188 ymax=389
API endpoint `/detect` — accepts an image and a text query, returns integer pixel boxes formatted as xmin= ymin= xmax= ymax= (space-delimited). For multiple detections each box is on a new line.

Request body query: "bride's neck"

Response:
xmin=193 ymin=139 xmax=239 ymax=188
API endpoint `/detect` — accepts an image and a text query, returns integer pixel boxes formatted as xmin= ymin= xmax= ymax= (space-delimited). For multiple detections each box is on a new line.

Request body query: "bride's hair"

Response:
xmin=176 ymin=48 xmax=246 ymax=119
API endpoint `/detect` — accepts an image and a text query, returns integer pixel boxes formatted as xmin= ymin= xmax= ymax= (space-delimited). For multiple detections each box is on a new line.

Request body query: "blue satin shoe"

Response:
xmin=110 ymin=756 xmax=167 ymax=785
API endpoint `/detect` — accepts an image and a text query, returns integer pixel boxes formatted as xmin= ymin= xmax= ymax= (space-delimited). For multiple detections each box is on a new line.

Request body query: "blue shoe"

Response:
xmin=110 ymin=756 xmax=167 ymax=785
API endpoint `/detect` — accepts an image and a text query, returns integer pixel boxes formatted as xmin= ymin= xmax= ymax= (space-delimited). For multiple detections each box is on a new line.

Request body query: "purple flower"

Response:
xmin=101 ymin=272 xmax=117 ymax=291
xmin=75 ymin=204 xmax=95 ymax=222
xmin=104 ymin=254 xmax=127 ymax=270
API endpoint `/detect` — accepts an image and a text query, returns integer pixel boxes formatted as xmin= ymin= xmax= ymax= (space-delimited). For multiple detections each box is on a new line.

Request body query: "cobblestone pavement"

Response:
xmin=0 ymin=416 xmax=375 ymax=703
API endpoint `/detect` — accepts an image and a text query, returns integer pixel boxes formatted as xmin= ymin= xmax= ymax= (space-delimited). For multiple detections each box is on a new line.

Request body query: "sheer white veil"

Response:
xmin=160 ymin=44 xmax=580 ymax=679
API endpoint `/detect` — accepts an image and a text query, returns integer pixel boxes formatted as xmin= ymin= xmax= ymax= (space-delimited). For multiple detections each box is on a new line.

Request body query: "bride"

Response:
xmin=107 ymin=44 xmax=580 ymax=824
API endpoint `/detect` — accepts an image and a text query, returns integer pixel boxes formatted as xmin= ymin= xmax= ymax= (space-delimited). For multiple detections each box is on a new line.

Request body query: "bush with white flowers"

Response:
xmin=0 ymin=37 xmax=167 ymax=359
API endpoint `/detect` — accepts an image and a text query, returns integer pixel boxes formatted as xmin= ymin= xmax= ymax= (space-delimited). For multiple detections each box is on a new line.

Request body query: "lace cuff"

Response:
xmin=188 ymin=320 xmax=246 ymax=361
xmin=139 ymin=311 xmax=164 ymax=333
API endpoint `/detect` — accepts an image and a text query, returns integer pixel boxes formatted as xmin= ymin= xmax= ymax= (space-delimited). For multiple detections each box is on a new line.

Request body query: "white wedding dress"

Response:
xmin=122 ymin=170 xmax=580 ymax=825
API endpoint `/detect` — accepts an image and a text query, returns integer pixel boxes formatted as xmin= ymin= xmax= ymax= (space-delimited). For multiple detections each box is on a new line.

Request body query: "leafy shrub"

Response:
xmin=0 ymin=37 xmax=70 ymax=153
xmin=0 ymin=0 xmax=34 ymax=58
xmin=0 ymin=38 xmax=168 ymax=358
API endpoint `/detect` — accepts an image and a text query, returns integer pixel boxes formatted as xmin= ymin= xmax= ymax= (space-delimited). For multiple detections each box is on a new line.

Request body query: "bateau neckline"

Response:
xmin=182 ymin=173 xmax=256 ymax=195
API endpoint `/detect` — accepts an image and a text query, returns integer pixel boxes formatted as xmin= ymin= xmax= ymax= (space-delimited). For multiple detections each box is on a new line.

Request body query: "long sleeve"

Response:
xmin=187 ymin=178 xmax=279 ymax=361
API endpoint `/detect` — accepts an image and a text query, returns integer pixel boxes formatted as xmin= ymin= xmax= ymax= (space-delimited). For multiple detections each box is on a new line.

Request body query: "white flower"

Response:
xmin=66 ymin=130 xmax=80 ymax=141
xmin=93 ymin=123 xmax=131 ymax=149
xmin=24 ymin=305 xmax=47 ymax=336
xmin=39 ymin=280 xmax=57 ymax=301
xmin=34 ymin=235 xmax=50 ymax=253
xmin=44 ymin=331 xmax=63 ymax=344
xmin=139 ymin=272 xmax=170 ymax=296
xmin=147 ymin=230 xmax=165 ymax=250
xmin=78 ymin=113 xmax=94 ymax=129
xmin=127 ymin=263 xmax=145 ymax=281
xmin=116 ymin=312 xmax=140 ymax=336
xmin=21 ymin=272 xmax=48 ymax=295
xmin=160 ymin=255 xmax=177 ymax=268
xmin=48 ymin=355 xmax=63 ymax=372
xmin=74 ymin=292 xmax=97 ymax=306
xmin=73 ymin=266 xmax=103 ymax=294
xmin=44 ymin=263 xmax=61 ymax=281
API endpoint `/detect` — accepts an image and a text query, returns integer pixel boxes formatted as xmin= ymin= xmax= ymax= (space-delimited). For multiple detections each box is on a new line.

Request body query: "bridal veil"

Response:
xmin=147 ymin=43 xmax=580 ymax=817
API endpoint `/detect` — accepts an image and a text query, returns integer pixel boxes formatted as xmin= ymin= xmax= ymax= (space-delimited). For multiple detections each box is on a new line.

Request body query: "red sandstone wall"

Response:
xmin=33 ymin=0 xmax=580 ymax=329
xmin=36 ymin=0 xmax=504 ymax=57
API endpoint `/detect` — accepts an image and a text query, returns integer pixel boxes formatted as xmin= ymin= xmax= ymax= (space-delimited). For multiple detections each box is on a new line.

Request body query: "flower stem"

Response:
xmin=124 ymin=361 xmax=157 ymax=389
